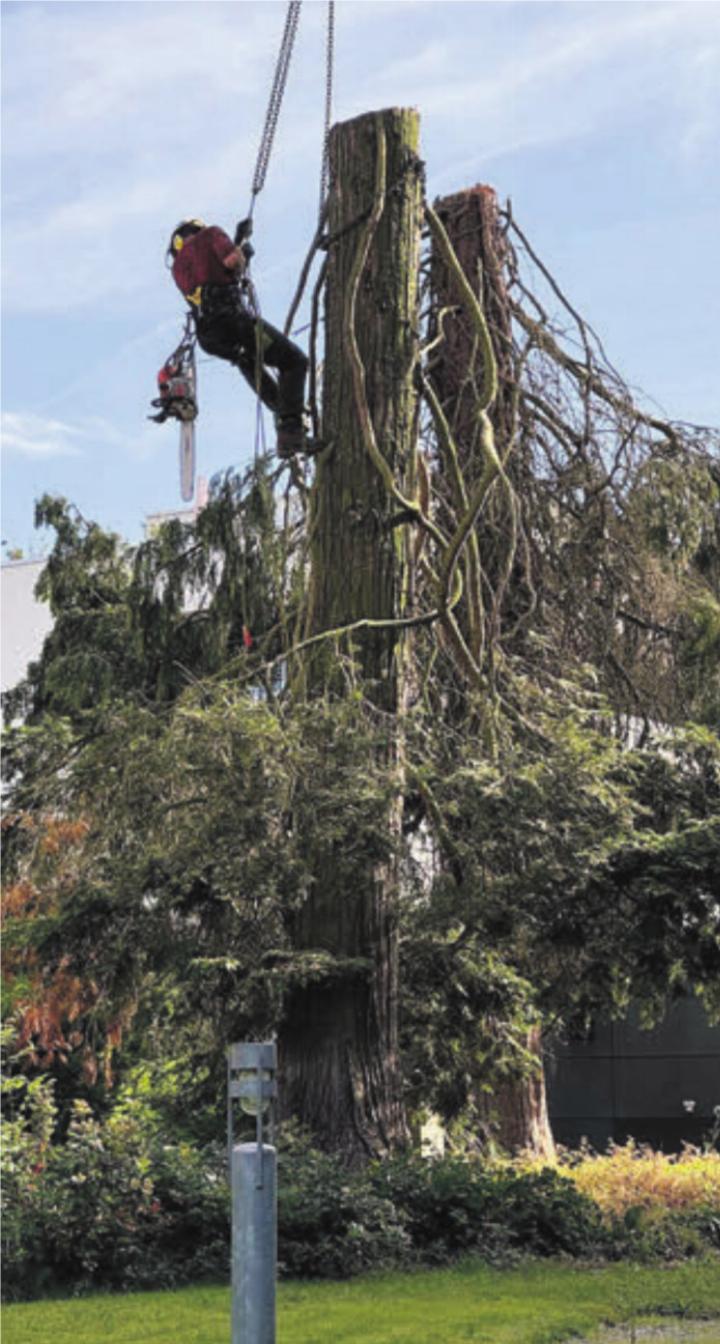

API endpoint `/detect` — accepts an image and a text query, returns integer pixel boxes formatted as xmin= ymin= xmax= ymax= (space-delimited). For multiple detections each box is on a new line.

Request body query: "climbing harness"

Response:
xmin=147 ymin=316 xmax=198 ymax=503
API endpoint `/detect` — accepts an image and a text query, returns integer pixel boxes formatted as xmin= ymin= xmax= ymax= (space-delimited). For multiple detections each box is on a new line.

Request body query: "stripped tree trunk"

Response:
xmin=279 ymin=109 xmax=423 ymax=1160
xmin=430 ymin=185 xmax=520 ymax=633
xmin=431 ymin=185 xmax=555 ymax=1160
xmin=430 ymin=185 xmax=515 ymax=469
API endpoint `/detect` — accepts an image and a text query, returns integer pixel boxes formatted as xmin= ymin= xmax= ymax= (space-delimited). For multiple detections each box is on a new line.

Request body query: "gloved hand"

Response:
xmin=234 ymin=217 xmax=253 ymax=246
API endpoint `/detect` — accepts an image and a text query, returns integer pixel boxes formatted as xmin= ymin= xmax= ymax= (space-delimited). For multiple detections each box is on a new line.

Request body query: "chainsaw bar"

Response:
xmin=179 ymin=419 xmax=196 ymax=503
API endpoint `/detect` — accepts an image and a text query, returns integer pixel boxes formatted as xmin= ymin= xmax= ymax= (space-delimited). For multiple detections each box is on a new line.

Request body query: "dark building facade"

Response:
xmin=546 ymin=998 xmax=720 ymax=1151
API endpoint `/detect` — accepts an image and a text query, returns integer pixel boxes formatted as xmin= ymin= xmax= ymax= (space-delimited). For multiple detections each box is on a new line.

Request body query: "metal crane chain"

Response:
xmin=248 ymin=0 xmax=336 ymax=223
xmin=250 ymin=0 xmax=302 ymax=211
xmin=318 ymin=1 xmax=335 ymax=221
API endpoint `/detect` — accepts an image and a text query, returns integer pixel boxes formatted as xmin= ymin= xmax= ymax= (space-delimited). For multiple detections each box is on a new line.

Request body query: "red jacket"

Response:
xmin=172 ymin=226 xmax=236 ymax=301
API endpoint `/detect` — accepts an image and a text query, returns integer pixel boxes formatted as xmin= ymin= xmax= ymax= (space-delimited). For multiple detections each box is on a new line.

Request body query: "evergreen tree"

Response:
xmin=3 ymin=111 xmax=719 ymax=1158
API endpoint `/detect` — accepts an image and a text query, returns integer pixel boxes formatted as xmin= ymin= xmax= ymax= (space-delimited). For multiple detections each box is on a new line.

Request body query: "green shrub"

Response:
xmin=1 ymin=1076 xmax=229 ymax=1300
xmin=369 ymin=1155 xmax=606 ymax=1262
xmin=370 ymin=1154 xmax=492 ymax=1259
xmin=4 ymin=1081 xmax=719 ymax=1302
xmin=278 ymin=1145 xmax=410 ymax=1277
xmin=601 ymin=1204 xmax=720 ymax=1263
xmin=1 ymin=1074 xmax=58 ymax=1300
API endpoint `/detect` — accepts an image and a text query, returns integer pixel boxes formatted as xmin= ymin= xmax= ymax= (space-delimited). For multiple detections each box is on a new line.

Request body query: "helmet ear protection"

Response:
xmin=168 ymin=218 xmax=206 ymax=257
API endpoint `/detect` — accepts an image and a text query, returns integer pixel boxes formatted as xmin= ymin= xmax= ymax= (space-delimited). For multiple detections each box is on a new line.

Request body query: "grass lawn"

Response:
xmin=3 ymin=1259 xmax=720 ymax=1344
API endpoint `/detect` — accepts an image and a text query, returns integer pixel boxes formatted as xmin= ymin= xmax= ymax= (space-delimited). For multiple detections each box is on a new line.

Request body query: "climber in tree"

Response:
xmin=168 ymin=218 xmax=313 ymax=458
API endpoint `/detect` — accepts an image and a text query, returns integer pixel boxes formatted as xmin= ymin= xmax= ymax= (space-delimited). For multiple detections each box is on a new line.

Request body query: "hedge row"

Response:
xmin=3 ymin=1080 xmax=719 ymax=1300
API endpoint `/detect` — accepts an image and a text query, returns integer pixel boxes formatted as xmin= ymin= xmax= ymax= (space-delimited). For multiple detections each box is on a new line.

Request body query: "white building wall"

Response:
xmin=1 ymin=560 xmax=53 ymax=694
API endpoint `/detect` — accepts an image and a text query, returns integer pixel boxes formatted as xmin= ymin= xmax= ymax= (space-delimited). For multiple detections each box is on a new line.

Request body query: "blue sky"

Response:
xmin=2 ymin=0 xmax=719 ymax=552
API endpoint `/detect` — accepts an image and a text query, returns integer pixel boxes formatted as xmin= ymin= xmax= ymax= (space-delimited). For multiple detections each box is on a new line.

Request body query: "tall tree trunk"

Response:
xmin=431 ymin=185 xmax=515 ymax=472
xmin=431 ymin=185 xmax=555 ymax=1159
xmin=430 ymin=185 xmax=521 ymax=630
xmin=474 ymin=1028 xmax=555 ymax=1160
xmin=280 ymin=109 xmax=423 ymax=1160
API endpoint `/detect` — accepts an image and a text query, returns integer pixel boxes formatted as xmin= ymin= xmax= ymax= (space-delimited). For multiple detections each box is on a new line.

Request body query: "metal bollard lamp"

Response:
xmin=228 ymin=1042 xmax=277 ymax=1344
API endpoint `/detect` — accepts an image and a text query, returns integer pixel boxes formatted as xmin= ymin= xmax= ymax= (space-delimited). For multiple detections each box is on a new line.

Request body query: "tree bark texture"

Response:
xmin=430 ymin=185 xmax=531 ymax=645
xmin=280 ymin=109 xmax=423 ymax=1160
xmin=474 ymin=1027 xmax=555 ymax=1159
xmin=431 ymin=189 xmax=555 ymax=1159
xmin=430 ymin=185 xmax=515 ymax=466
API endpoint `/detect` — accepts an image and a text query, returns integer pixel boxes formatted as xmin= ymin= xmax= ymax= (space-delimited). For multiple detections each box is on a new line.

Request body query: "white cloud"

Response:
xmin=675 ymin=41 xmax=720 ymax=159
xmin=1 ymin=409 xmax=161 ymax=462
xmin=1 ymin=0 xmax=719 ymax=320
xmin=352 ymin=1 xmax=720 ymax=173
xmin=0 ymin=2 xmax=327 ymax=315
xmin=1 ymin=4 xmax=272 ymax=158
xmin=2 ymin=412 xmax=85 ymax=459
xmin=1 ymin=0 xmax=717 ymax=550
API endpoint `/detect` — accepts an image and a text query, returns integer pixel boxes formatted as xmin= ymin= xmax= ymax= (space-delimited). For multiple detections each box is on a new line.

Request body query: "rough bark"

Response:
xmin=431 ymin=187 xmax=555 ymax=1159
xmin=474 ymin=1028 xmax=555 ymax=1159
xmin=430 ymin=185 xmax=515 ymax=466
xmin=430 ymin=185 xmax=519 ymax=624
xmin=280 ymin=109 xmax=423 ymax=1160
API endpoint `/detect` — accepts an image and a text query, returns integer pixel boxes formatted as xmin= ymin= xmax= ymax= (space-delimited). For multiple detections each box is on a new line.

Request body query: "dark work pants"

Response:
xmin=194 ymin=285 xmax=307 ymax=425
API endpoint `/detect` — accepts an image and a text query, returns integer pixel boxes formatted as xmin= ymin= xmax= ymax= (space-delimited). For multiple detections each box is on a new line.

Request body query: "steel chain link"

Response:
xmin=318 ymin=1 xmax=335 ymax=221
xmin=249 ymin=0 xmax=336 ymax=223
xmin=250 ymin=0 xmax=302 ymax=208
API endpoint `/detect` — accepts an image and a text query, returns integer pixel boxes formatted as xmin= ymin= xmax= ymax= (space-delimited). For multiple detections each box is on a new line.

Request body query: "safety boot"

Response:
xmin=276 ymin=418 xmax=323 ymax=459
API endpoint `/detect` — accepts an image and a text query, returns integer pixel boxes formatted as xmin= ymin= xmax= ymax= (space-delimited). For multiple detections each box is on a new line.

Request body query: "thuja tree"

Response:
xmin=2 ymin=107 xmax=428 ymax=1160
xmin=4 ymin=116 xmax=720 ymax=1159
xmin=1 ymin=471 xmax=300 ymax=1118
xmin=280 ymin=108 xmax=423 ymax=1155
xmin=426 ymin=186 xmax=554 ymax=1154
xmin=409 ymin=182 xmax=720 ymax=1151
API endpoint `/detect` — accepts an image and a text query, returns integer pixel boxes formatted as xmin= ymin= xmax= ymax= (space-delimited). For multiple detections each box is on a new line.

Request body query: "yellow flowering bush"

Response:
xmin=556 ymin=1142 xmax=720 ymax=1218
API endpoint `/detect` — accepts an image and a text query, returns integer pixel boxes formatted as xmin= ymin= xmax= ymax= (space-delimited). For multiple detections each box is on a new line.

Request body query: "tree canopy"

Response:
xmin=3 ymin=162 xmax=719 ymax=1153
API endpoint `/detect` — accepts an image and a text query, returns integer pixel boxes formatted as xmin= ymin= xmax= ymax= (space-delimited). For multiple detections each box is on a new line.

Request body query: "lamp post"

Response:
xmin=228 ymin=1042 xmax=277 ymax=1344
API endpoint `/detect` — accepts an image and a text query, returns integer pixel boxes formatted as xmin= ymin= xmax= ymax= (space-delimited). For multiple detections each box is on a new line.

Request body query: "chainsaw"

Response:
xmin=148 ymin=320 xmax=198 ymax=503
